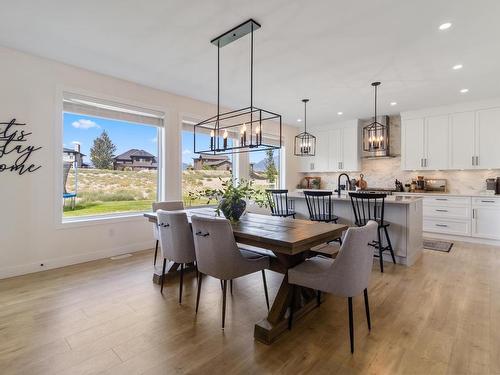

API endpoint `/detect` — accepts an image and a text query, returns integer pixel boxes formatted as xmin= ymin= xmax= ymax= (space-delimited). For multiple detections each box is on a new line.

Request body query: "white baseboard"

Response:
xmin=423 ymin=232 xmax=500 ymax=246
xmin=0 ymin=240 xmax=155 ymax=280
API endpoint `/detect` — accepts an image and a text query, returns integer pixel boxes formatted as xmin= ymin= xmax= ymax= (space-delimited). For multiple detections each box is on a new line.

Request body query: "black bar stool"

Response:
xmin=303 ymin=191 xmax=342 ymax=244
xmin=266 ymin=189 xmax=296 ymax=218
xmin=348 ymin=192 xmax=396 ymax=272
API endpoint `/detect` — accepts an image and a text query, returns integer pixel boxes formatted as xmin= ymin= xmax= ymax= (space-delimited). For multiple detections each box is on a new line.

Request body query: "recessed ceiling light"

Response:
xmin=452 ymin=64 xmax=463 ymax=70
xmin=460 ymin=88 xmax=469 ymax=93
xmin=439 ymin=22 xmax=452 ymax=30
xmin=337 ymin=111 xmax=343 ymax=115
xmin=390 ymin=102 xmax=397 ymax=106
xmin=297 ymin=118 xmax=302 ymax=122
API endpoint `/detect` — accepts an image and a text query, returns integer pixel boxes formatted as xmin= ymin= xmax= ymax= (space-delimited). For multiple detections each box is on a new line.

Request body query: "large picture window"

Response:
xmin=248 ymin=145 xmax=281 ymax=192
xmin=62 ymin=93 xmax=163 ymax=219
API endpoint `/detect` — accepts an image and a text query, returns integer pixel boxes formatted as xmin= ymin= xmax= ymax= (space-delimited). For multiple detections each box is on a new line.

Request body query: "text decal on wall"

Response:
xmin=0 ymin=119 xmax=42 ymax=175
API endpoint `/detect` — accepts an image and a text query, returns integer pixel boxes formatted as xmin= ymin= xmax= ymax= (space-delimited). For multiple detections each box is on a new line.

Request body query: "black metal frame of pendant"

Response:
xmin=363 ymin=82 xmax=389 ymax=152
xmin=194 ymin=19 xmax=282 ymax=155
xmin=294 ymin=99 xmax=316 ymax=156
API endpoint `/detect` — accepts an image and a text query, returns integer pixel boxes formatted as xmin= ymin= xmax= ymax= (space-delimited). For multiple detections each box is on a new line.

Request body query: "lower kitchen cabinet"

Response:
xmin=472 ymin=198 xmax=500 ymax=240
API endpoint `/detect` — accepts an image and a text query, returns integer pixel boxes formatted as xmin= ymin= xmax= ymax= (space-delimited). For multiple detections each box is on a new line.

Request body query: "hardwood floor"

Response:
xmin=1 ymin=241 xmax=500 ymax=374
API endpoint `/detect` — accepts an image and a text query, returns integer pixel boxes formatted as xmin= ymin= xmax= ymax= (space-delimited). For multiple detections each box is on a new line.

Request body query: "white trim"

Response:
xmin=57 ymin=212 xmax=148 ymax=229
xmin=54 ymin=85 xmax=169 ymax=228
xmin=0 ymin=240 xmax=154 ymax=280
xmin=423 ymin=232 xmax=500 ymax=246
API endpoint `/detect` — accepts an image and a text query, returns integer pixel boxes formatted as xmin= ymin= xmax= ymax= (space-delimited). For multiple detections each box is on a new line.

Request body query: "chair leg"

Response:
xmin=384 ymin=226 xmax=396 ymax=264
xmin=262 ymin=270 xmax=270 ymax=310
xmin=160 ymin=258 xmax=167 ymax=294
xmin=195 ymin=272 xmax=203 ymax=313
xmin=230 ymin=279 xmax=233 ymax=295
xmin=348 ymin=297 xmax=354 ymax=354
xmin=317 ymin=290 xmax=321 ymax=306
xmin=179 ymin=263 xmax=184 ymax=304
xmin=154 ymin=240 xmax=159 ymax=265
xmin=364 ymin=289 xmax=371 ymax=331
xmin=377 ymin=227 xmax=384 ymax=273
xmin=292 ymin=214 xmax=296 ymax=219
xmin=222 ymin=280 xmax=227 ymax=329
xmin=288 ymin=284 xmax=296 ymax=330
xmin=220 ymin=280 xmax=223 ymax=290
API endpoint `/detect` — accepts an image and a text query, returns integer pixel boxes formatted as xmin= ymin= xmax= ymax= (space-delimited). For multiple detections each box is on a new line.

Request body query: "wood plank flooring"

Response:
xmin=1 ymin=241 xmax=500 ymax=374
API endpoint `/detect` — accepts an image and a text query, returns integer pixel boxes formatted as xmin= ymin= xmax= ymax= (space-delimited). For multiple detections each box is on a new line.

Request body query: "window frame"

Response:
xmin=54 ymin=87 xmax=167 ymax=229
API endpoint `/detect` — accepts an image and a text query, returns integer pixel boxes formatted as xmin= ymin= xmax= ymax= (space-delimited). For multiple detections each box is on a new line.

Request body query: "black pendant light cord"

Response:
xmin=304 ymin=100 xmax=307 ymax=132
xmin=374 ymin=83 xmax=377 ymax=120
xmin=250 ymin=22 xmax=254 ymax=144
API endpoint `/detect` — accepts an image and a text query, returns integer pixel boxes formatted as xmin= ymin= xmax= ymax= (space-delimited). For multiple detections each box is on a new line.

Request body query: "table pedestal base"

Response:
xmin=152 ymin=262 xmax=196 ymax=284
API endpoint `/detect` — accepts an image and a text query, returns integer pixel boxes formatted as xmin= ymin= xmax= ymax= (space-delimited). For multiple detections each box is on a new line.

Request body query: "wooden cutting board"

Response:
xmin=355 ymin=174 xmax=368 ymax=190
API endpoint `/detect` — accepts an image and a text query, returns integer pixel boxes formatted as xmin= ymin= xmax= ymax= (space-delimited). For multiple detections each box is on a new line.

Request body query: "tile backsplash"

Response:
xmin=301 ymin=115 xmax=500 ymax=195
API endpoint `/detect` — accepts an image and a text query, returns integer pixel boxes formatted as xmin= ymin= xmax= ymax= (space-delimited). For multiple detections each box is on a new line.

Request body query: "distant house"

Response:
xmin=193 ymin=155 xmax=232 ymax=171
xmin=63 ymin=144 xmax=87 ymax=168
xmin=113 ymin=149 xmax=158 ymax=171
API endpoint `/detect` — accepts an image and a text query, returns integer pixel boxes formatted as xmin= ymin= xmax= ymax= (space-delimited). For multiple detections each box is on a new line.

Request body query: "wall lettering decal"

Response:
xmin=0 ymin=119 xmax=42 ymax=175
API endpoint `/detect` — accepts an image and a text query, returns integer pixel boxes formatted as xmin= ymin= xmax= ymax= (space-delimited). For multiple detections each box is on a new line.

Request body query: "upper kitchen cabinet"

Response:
xmin=401 ymin=118 xmax=425 ymax=170
xmin=402 ymin=101 xmax=500 ymax=171
xmin=450 ymin=111 xmax=475 ymax=169
xmin=476 ymin=108 xmax=500 ymax=169
xmin=402 ymin=115 xmax=448 ymax=170
xmin=297 ymin=121 xmax=360 ymax=173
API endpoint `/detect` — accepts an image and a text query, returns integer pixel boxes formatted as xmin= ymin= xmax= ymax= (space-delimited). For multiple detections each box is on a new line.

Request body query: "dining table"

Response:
xmin=144 ymin=207 xmax=347 ymax=344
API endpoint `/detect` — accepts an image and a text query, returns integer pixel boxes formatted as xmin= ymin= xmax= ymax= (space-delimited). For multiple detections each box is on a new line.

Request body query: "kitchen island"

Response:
xmin=288 ymin=191 xmax=423 ymax=266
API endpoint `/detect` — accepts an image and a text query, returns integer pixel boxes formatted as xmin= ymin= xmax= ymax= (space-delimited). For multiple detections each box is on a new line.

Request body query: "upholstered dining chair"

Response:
xmin=156 ymin=210 xmax=196 ymax=303
xmin=152 ymin=201 xmax=184 ymax=265
xmin=288 ymin=221 xmax=378 ymax=353
xmin=191 ymin=215 xmax=270 ymax=329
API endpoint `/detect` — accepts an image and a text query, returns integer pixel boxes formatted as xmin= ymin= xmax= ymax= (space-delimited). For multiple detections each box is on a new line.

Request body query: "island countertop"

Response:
xmin=289 ymin=191 xmax=422 ymax=205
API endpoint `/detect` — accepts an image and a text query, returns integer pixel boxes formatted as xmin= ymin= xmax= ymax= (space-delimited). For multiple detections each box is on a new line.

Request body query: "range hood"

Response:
xmin=361 ymin=115 xmax=393 ymax=158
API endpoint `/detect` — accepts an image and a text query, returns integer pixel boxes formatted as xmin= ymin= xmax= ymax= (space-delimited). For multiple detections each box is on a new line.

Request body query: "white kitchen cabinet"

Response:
xmin=472 ymin=198 xmax=500 ymax=240
xmin=297 ymin=129 xmax=328 ymax=172
xmin=450 ymin=111 xmax=476 ymax=169
xmin=425 ymin=115 xmax=449 ymax=170
xmin=476 ymin=108 xmax=500 ymax=169
xmin=339 ymin=125 xmax=360 ymax=171
xmin=402 ymin=118 xmax=425 ymax=170
xmin=328 ymin=128 xmax=341 ymax=171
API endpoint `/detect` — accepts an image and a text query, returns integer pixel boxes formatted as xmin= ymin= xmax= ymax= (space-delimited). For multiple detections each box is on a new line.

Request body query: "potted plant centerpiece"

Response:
xmin=190 ymin=178 xmax=269 ymax=222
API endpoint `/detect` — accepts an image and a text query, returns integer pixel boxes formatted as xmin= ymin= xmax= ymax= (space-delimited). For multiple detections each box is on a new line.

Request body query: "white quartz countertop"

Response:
xmin=393 ymin=192 xmax=500 ymax=198
xmin=289 ymin=191 xmax=422 ymax=205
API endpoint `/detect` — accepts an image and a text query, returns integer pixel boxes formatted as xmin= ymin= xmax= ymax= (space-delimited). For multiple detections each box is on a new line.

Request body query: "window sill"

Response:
xmin=57 ymin=211 xmax=148 ymax=229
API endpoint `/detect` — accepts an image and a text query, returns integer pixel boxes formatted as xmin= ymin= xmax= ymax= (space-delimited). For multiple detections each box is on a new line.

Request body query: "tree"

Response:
xmin=264 ymin=149 xmax=278 ymax=184
xmin=90 ymin=130 xmax=116 ymax=170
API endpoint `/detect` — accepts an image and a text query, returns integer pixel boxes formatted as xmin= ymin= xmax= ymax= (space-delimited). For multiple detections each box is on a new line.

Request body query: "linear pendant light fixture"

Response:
xmin=294 ymin=99 xmax=316 ymax=156
xmin=194 ymin=19 xmax=282 ymax=155
xmin=363 ymin=82 xmax=389 ymax=153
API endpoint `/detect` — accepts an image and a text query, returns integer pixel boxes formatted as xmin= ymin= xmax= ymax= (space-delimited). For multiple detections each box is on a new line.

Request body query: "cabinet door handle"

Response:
xmin=435 ymin=198 xmax=448 ymax=201
xmin=435 ymin=224 xmax=448 ymax=227
xmin=435 ymin=209 xmax=448 ymax=212
xmin=424 ymin=158 xmax=427 ymax=167
xmin=472 ymin=209 xmax=476 ymax=219
xmin=472 ymin=156 xmax=475 ymax=166
xmin=475 ymin=156 xmax=479 ymax=166
xmin=481 ymin=200 xmax=495 ymax=203
xmin=420 ymin=158 xmax=423 ymax=167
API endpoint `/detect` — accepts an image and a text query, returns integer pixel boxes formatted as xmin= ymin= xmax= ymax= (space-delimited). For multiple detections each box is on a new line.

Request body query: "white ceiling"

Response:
xmin=1 ymin=0 xmax=500 ymax=127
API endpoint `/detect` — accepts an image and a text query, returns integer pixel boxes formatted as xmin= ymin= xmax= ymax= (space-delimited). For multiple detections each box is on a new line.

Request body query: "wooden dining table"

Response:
xmin=144 ymin=207 xmax=347 ymax=344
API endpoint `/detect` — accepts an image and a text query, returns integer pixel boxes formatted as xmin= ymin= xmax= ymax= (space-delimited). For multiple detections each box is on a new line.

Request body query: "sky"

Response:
xmin=63 ymin=112 xmax=268 ymax=166
xmin=63 ymin=113 xmax=158 ymax=164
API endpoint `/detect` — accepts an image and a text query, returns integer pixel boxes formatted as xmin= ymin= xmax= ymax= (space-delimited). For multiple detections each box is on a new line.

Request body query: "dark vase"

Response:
xmin=219 ymin=198 xmax=246 ymax=222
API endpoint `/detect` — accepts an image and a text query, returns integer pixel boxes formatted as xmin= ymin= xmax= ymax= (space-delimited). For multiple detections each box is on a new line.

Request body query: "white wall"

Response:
xmin=0 ymin=46 xmax=299 ymax=279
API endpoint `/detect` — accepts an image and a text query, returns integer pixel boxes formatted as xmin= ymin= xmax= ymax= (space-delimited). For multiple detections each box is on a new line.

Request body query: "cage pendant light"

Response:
xmin=193 ymin=19 xmax=282 ymax=155
xmin=363 ymin=82 xmax=388 ymax=152
xmin=294 ymin=99 xmax=316 ymax=156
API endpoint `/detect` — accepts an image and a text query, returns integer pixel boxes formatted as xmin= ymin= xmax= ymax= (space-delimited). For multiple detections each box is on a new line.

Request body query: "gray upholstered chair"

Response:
xmin=152 ymin=201 xmax=184 ymax=265
xmin=191 ymin=215 xmax=270 ymax=329
xmin=288 ymin=221 xmax=378 ymax=353
xmin=156 ymin=210 xmax=196 ymax=303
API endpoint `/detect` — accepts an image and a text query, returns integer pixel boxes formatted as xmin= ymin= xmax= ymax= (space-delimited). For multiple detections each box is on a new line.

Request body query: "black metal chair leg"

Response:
xmin=348 ymin=297 xmax=354 ymax=354
xmin=154 ymin=240 xmax=159 ymax=265
xmin=160 ymin=258 xmax=166 ymax=294
xmin=377 ymin=227 xmax=384 ymax=273
xmin=288 ymin=284 xmax=296 ymax=330
xmin=317 ymin=290 xmax=322 ymax=306
xmin=384 ymin=226 xmax=396 ymax=264
xmin=262 ymin=270 xmax=270 ymax=310
xmin=230 ymin=279 xmax=233 ymax=295
xmin=222 ymin=280 xmax=227 ymax=329
xmin=179 ymin=263 xmax=184 ymax=304
xmin=195 ymin=272 xmax=203 ymax=313
xmin=364 ymin=288 xmax=371 ymax=331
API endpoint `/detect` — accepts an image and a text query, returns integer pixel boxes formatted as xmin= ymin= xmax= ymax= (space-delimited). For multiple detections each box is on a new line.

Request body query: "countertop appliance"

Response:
xmin=486 ymin=177 xmax=500 ymax=195
xmin=424 ymin=179 xmax=447 ymax=192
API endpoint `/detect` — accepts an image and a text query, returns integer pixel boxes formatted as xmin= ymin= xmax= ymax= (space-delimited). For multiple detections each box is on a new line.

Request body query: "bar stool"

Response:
xmin=265 ymin=189 xmax=296 ymax=218
xmin=348 ymin=192 xmax=396 ymax=272
xmin=304 ymin=190 xmax=342 ymax=245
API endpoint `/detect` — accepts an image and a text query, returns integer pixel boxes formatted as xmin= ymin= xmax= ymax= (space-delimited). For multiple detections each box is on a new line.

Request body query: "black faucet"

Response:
xmin=337 ymin=173 xmax=352 ymax=197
